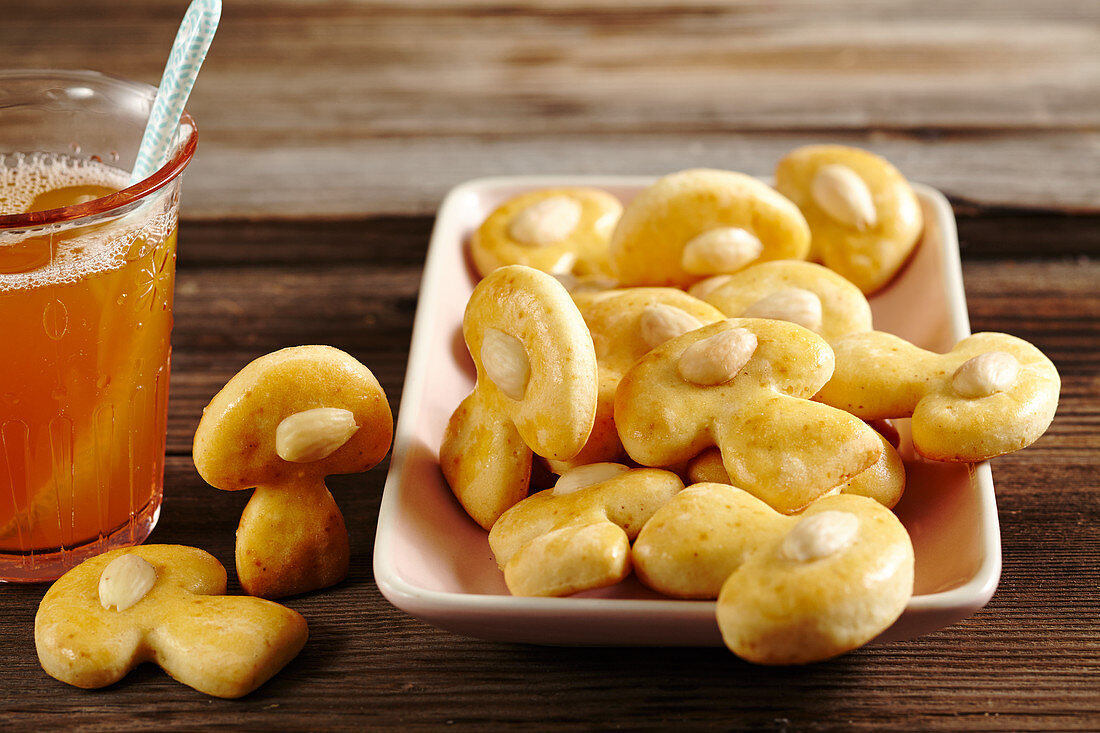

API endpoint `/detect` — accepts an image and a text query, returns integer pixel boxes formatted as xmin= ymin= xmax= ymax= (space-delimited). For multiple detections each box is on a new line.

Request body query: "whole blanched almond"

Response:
xmin=741 ymin=288 xmax=824 ymax=333
xmin=811 ymin=164 xmax=878 ymax=230
xmin=781 ymin=511 xmax=859 ymax=562
xmin=276 ymin=407 xmax=360 ymax=463
xmin=678 ymin=327 xmax=758 ymax=386
xmin=952 ymin=351 xmax=1020 ymax=398
xmin=640 ymin=304 xmax=704 ymax=350
xmin=99 ymin=554 xmax=158 ymax=612
xmin=552 ymin=462 xmax=630 ymax=497
xmin=481 ymin=327 xmax=531 ymax=401
xmin=509 ymin=195 xmax=583 ymax=246
xmin=681 ymin=228 xmax=763 ymax=275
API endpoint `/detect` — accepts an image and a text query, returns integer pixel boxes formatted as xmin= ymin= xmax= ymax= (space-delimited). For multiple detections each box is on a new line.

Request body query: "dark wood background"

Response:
xmin=2 ymin=1 xmax=1098 ymax=730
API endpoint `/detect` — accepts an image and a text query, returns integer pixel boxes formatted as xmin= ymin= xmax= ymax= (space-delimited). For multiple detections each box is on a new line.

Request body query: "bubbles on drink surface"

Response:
xmin=0 ymin=152 xmax=126 ymax=214
xmin=0 ymin=153 xmax=172 ymax=292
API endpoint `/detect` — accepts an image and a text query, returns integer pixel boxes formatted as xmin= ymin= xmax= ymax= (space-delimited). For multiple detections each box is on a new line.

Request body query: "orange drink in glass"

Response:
xmin=0 ymin=70 xmax=196 ymax=581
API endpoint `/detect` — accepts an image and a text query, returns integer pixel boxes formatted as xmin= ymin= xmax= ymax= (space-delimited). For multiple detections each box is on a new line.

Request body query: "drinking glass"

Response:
xmin=0 ymin=70 xmax=197 ymax=581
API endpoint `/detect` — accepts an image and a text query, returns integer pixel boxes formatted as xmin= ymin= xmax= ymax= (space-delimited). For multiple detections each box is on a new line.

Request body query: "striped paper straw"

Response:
xmin=130 ymin=0 xmax=221 ymax=184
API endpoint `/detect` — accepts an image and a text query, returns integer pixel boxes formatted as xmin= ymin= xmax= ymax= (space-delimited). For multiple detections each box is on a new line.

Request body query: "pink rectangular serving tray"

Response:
xmin=373 ymin=176 xmax=1000 ymax=646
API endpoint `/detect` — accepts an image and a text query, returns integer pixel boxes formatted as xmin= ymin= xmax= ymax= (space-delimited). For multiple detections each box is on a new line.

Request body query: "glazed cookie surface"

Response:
xmin=715 ymin=492 xmax=914 ymax=665
xmin=440 ymin=265 xmax=598 ymax=529
xmin=488 ymin=464 xmax=683 ymax=597
xmin=193 ymin=345 xmax=393 ymax=599
xmin=470 ymin=187 xmax=623 ymax=279
xmin=702 ymin=260 xmax=873 ymax=343
xmin=548 ymin=287 xmax=726 ymax=472
xmin=815 ymin=330 xmax=1060 ymax=462
xmin=35 ymin=545 xmax=308 ymax=698
xmin=686 ymin=422 xmax=905 ymax=511
xmin=609 ymin=169 xmax=810 ymax=289
xmin=614 ymin=318 xmax=881 ymax=513
xmin=633 ymin=482 xmax=787 ymax=599
xmin=775 ymin=144 xmax=923 ymax=294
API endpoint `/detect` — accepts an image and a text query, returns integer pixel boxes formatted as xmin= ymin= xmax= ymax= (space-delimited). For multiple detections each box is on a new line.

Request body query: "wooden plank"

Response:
xmin=2 ymin=1 xmax=1098 ymax=215
xmin=172 ymin=132 xmax=1100 ymax=218
xmin=163 ymin=237 xmax=1099 ymax=449
xmin=2 ymin=220 xmax=1097 ymax=729
xmin=0 ymin=2 xmax=1096 ymax=727
xmin=1 ymin=454 xmax=1095 ymax=731
xmin=9 ymin=0 xmax=1098 ymax=131
xmin=172 ymin=213 xmax=1099 ymax=273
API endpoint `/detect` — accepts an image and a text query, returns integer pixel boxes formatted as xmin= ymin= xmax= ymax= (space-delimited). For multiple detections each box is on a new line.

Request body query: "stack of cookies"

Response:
xmin=441 ymin=145 xmax=1061 ymax=665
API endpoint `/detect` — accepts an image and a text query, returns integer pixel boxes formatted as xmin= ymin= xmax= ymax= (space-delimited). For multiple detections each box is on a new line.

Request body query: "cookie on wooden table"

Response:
xmin=193 ymin=345 xmax=393 ymax=599
xmin=35 ymin=545 xmax=308 ymax=698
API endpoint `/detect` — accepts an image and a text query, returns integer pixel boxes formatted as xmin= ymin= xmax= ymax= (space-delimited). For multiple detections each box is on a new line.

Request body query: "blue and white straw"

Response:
xmin=129 ymin=0 xmax=221 ymax=184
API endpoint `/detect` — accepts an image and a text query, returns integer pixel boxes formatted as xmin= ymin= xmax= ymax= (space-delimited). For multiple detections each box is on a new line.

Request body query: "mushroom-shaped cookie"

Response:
xmin=614 ymin=318 xmax=881 ymax=513
xmin=701 ymin=260 xmax=873 ymax=343
xmin=470 ymin=187 xmax=623 ymax=280
xmin=35 ymin=546 xmax=308 ymax=698
xmin=609 ymin=169 xmax=810 ymax=289
xmin=634 ymin=485 xmax=914 ymax=662
xmin=774 ymin=145 xmax=923 ymax=294
xmin=633 ymin=483 xmax=787 ymax=599
xmin=715 ymin=492 xmax=914 ymax=665
xmin=440 ymin=265 xmax=598 ymax=529
xmin=548 ymin=287 xmax=726 ymax=473
xmin=814 ymin=331 xmax=1060 ymax=461
xmin=193 ymin=345 xmax=393 ymax=599
xmin=488 ymin=463 xmax=683 ymax=597
xmin=685 ymin=418 xmax=905 ymax=511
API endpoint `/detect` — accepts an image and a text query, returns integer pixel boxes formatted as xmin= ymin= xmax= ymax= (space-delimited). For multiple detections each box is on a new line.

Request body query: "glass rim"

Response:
xmin=0 ymin=69 xmax=198 ymax=230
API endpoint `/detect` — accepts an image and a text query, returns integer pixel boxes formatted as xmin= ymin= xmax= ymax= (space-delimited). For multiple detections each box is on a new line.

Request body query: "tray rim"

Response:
xmin=373 ymin=174 xmax=1002 ymax=645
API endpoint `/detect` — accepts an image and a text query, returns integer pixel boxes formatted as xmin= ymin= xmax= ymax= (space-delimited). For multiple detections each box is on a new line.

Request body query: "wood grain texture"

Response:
xmin=179 ymin=132 xmax=1100 ymax=218
xmin=1 ymin=0 xmax=1098 ymax=729
xmin=2 ymin=217 xmax=1095 ymax=730
xmin=2 ymin=0 xmax=1098 ymax=215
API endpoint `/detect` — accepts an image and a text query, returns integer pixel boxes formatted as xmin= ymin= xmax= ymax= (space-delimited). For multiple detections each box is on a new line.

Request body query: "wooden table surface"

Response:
xmin=2 ymin=1 xmax=1098 ymax=730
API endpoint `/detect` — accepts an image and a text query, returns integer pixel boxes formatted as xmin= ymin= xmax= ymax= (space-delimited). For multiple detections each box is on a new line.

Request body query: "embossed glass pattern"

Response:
xmin=0 ymin=71 xmax=196 ymax=581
